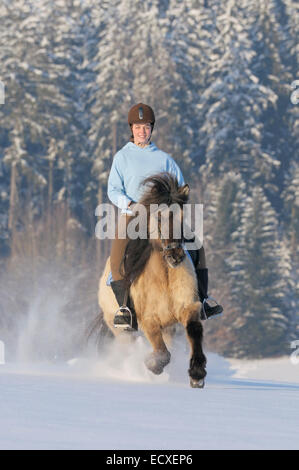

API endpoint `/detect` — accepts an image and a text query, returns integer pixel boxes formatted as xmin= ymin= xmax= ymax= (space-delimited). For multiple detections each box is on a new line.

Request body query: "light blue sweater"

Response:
xmin=107 ymin=142 xmax=185 ymax=209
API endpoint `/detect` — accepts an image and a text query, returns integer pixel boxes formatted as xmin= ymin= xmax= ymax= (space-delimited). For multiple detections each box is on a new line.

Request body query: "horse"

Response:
xmin=97 ymin=172 xmax=207 ymax=388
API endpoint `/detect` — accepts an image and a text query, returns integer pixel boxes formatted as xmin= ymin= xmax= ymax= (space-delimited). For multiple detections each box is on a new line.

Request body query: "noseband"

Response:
xmin=154 ymin=227 xmax=184 ymax=270
xmin=148 ymin=208 xmax=185 ymax=266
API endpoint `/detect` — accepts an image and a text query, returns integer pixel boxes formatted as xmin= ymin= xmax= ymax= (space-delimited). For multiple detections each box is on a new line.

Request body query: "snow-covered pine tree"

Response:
xmin=227 ymin=187 xmax=292 ymax=357
xmin=50 ymin=0 xmax=99 ymax=234
xmin=0 ymin=1 xmax=73 ymax=239
xmin=88 ymin=0 xmax=130 ymax=208
xmin=283 ymin=161 xmax=299 ymax=257
xmin=165 ymin=0 xmax=215 ymax=175
xmin=282 ymin=161 xmax=299 ymax=341
xmin=248 ymin=0 xmax=297 ymax=198
xmin=89 ymin=0 xmax=182 ymax=203
xmin=202 ymin=172 xmax=247 ymax=354
xmin=204 ymin=171 xmax=246 ymax=277
xmin=128 ymin=0 xmax=177 ymax=152
xmin=197 ymin=0 xmax=281 ymax=191
xmin=283 ymin=0 xmax=299 ymax=68
xmin=0 ymin=0 xmax=99 ymax=241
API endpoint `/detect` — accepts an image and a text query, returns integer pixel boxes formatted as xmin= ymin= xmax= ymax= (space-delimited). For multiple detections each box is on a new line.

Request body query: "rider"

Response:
xmin=107 ymin=103 xmax=223 ymax=329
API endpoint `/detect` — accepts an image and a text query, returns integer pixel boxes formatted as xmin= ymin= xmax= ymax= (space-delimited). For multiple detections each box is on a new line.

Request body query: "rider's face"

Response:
xmin=132 ymin=123 xmax=152 ymax=146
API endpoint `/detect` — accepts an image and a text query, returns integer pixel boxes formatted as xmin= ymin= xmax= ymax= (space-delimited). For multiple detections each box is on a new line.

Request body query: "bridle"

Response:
xmin=156 ymin=222 xmax=184 ymax=258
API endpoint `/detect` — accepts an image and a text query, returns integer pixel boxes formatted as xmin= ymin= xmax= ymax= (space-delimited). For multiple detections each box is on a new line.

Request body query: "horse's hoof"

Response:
xmin=190 ymin=378 xmax=205 ymax=388
xmin=145 ymin=351 xmax=170 ymax=375
xmin=146 ymin=361 xmax=164 ymax=375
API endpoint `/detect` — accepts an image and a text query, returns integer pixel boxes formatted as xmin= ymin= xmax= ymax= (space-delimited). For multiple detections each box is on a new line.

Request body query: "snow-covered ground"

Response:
xmin=0 ymin=336 xmax=299 ymax=450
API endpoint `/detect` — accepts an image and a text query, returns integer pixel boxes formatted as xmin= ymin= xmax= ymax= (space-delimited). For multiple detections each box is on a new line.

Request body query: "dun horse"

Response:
xmin=98 ymin=173 xmax=207 ymax=388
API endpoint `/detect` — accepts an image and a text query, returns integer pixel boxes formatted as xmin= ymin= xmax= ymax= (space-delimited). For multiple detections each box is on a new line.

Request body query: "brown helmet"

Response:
xmin=128 ymin=103 xmax=155 ymax=127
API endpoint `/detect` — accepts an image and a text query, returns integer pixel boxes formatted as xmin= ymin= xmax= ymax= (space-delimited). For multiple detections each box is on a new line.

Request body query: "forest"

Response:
xmin=0 ymin=0 xmax=298 ymax=359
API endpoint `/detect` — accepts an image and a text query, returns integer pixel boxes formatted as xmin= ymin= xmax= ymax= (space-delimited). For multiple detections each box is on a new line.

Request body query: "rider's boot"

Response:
xmin=110 ymin=279 xmax=138 ymax=331
xmin=196 ymin=268 xmax=223 ymax=320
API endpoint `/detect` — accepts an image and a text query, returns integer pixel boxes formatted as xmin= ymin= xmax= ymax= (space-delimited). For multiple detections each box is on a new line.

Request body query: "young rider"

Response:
xmin=107 ymin=103 xmax=223 ymax=329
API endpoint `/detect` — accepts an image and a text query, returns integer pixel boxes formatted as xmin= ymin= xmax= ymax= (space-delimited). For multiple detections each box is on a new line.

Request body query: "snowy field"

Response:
xmin=0 ymin=335 xmax=299 ymax=450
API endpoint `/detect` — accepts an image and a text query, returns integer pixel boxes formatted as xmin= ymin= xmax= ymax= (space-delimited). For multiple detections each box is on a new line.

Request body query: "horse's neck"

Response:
xmin=147 ymin=249 xmax=169 ymax=282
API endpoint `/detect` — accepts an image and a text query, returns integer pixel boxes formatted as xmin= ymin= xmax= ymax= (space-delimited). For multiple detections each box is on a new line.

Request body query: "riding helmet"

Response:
xmin=128 ymin=103 xmax=155 ymax=127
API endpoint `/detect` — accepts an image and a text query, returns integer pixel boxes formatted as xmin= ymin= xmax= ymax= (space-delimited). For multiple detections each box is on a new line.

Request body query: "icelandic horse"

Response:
xmin=98 ymin=173 xmax=207 ymax=387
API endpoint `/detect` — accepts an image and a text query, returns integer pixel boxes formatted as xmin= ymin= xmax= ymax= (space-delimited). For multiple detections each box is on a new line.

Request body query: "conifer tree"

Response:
xmin=205 ymin=171 xmax=246 ymax=277
xmin=227 ymin=187 xmax=291 ymax=357
xmin=197 ymin=0 xmax=281 ymax=189
xmin=282 ymin=162 xmax=299 ymax=257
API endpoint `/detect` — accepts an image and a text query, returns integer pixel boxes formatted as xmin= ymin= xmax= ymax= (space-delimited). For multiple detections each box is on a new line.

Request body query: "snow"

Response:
xmin=0 ymin=336 xmax=299 ymax=450
xmin=229 ymin=356 xmax=299 ymax=383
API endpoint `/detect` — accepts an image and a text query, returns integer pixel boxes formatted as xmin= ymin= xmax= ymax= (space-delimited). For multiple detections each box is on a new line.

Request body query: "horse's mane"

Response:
xmin=139 ymin=172 xmax=189 ymax=207
xmin=121 ymin=172 xmax=189 ymax=284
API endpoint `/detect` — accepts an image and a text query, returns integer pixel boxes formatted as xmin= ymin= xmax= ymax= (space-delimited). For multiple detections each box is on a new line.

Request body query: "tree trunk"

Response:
xmin=290 ymin=205 xmax=297 ymax=256
xmin=8 ymin=161 xmax=18 ymax=260
xmin=48 ymin=159 xmax=53 ymax=211
xmin=8 ymin=161 xmax=17 ymax=231
xmin=112 ymin=122 xmax=117 ymax=158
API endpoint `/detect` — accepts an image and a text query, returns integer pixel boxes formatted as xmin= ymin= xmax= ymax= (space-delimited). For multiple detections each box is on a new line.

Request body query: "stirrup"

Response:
xmin=113 ymin=305 xmax=135 ymax=331
xmin=201 ymin=297 xmax=223 ymax=320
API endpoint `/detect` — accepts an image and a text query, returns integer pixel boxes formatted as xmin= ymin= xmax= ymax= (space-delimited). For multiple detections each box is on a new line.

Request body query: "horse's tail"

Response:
xmin=86 ymin=309 xmax=113 ymax=352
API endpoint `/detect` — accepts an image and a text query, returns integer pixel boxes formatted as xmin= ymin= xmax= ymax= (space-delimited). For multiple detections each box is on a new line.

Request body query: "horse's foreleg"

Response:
xmin=186 ymin=321 xmax=207 ymax=387
xmin=142 ymin=323 xmax=171 ymax=375
xmin=181 ymin=306 xmax=207 ymax=387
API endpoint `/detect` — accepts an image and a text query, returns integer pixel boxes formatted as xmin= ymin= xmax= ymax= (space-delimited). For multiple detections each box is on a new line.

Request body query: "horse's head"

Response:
xmin=139 ymin=173 xmax=190 ymax=268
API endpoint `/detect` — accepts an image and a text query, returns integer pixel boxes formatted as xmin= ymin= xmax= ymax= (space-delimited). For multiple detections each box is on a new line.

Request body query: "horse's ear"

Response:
xmin=180 ymin=184 xmax=190 ymax=198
